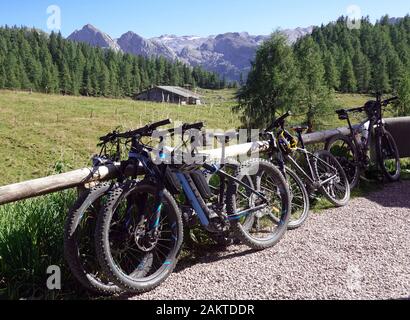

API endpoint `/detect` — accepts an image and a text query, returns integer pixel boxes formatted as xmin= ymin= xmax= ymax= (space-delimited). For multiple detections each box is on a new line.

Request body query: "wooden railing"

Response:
xmin=1 ymin=117 xmax=409 ymax=206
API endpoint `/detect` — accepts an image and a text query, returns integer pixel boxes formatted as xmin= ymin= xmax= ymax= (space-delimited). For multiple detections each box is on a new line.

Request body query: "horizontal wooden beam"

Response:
xmin=0 ymin=164 xmax=120 ymax=206
xmin=385 ymin=117 xmax=410 ymax=158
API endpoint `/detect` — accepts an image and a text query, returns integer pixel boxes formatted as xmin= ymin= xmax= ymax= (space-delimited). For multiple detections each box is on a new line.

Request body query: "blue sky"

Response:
xmin=0 ymin=0 xmax=409 ymax=38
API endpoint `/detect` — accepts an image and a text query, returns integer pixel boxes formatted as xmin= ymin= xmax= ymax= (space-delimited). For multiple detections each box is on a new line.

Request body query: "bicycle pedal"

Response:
xmin=308 ymin=193 xmax=320 ymax=202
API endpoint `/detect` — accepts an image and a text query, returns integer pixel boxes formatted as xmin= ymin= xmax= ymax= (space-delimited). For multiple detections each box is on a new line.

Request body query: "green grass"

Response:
xmin=400 ymin=158 xmax=410 ymax=180
xmin=0 ymin=89 xmax=373 ymax=186
xmin=0 ymin=190 xmax=86 ymax=299
xmin=0 ymin=89 xmax=239 ymax=186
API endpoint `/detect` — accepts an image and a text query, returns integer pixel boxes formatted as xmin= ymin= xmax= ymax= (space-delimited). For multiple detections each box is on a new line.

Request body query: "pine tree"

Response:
xmin=5 ymin=51 xmax=20 ymax=89
xmin=99 ymin=63 xmax=110 ymax=97
xmin=0 ymin=64 xmax=5 ymax=89
xmin=60 ymin=62 xmax=72 ymax=95
xmin=295 ymin=36 xmax=333 ymax=130
xmin=352 ymin=48 xmax=371 ymax=93
xmin=236 ymin=33 xmax=300 ymax=129
xmin=371 ymin=55 xmax=390 ymax=94
xmin=169 ymin=63 xmax=180 ymax=86
xmin=119 ymin=55 xmax=133 ymax=96
xmin=82 ymin=63 xmax=92 ymax=96
xmin=340 ymin=56 xmax=357 ymax=93
xmin=323 ymin=52 xmax=340 ymax=90
xmin=396 ymin=73 xmax=410 ymax=116
xmin=131 ymin=60 xmax=141 ymax=94
xmin=386 ymin=50 xmax=405 ymax=93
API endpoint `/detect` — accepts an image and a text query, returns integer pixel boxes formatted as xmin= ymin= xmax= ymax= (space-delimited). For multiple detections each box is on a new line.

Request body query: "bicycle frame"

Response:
xmin=343 ymin=107 xmax=390 ymax=166
xmin=128 ymin=132 xmax=270 ymax=233
xmin=175 ymin=163 xmax=269 ymax=231
xmin=270 ymin=128 xmax=339 ymax=191
xmin=284 ymin=148 xmax=338 ymax=189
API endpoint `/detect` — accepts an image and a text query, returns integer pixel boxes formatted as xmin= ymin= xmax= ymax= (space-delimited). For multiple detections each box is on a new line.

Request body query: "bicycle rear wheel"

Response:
xmin=313 ymin=150 xmax=350 ymax=207
xmin=226 ymin=159 xmax=291 ymax=250
xmin=325 ymin=134 xmax=360 ymax=190
xmin=95 ymin=181 xmax=183 ymax=294
xmin=64 ymin=182 xmax=121 ymax=295
xmin=376 ymin=130 xmax=401 ymax=182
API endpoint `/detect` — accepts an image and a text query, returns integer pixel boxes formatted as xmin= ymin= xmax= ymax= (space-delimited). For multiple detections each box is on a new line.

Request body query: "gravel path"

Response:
xmin=134 ymin=181 xmax=410 ymax=300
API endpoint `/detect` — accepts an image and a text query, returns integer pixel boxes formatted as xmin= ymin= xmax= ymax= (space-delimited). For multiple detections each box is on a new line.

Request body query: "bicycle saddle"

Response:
xmin=291 ymin=125 xmax=309 ymax=133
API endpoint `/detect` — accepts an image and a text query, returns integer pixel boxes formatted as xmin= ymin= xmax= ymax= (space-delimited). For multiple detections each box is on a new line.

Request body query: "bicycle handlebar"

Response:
xmin=336 ymin=96 xmax=399 ymax=116
xmin=100 ymin=120 xmax=204 ymax=146
xmin=336 ymin=106 xmax=365 ymax=115
xmin=266 ymin=111 xmax=291 ymax=132
xmin=182 ymin=122 xmax=204 ymax=131
xmin=155 ymin=122 xmax=204 ymax=138
xmin=99 ymin=130 xmax=121 ymax=144
xmin=99 ymin=119 xmax=172 ymax=141
xmin=382 ymin=96 xmax=398 ymax=106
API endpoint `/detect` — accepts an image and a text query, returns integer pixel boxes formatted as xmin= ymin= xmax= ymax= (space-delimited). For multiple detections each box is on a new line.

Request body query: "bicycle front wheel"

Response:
xmin=95 ymin=180 xmax=183 ymax=294
xmin=285 ymin=167 xmax=310 ymax=230
xmin=226 ymin=159 xmax=291 ymax=250
xmin=313 ymin=150 xmax=351 ymax=207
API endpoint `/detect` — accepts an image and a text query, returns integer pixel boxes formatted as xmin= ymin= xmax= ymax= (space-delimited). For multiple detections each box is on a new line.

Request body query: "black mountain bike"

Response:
xmin=94 ymin=122 xmax=291 ymax=294
xmin=326 ymin=95 xmax=401 ymax=189
xmin=64 ymin=119 xmax=173 ymax=295
xmin=267 ymin=112 xmax=350 ymax=208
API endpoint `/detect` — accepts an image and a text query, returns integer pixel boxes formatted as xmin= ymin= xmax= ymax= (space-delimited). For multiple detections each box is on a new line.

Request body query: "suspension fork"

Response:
xmin=149 ymin=165 xmax=168 ymax=232
xmin=273 ymin=151 xmax=287 ymax=178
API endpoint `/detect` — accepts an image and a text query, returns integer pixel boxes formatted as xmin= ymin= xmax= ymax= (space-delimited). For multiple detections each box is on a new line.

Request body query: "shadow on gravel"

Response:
xmin=363 ymin=180 xmax=410 ymax=211
xmin=174 ymin=245 xmax=257 ymax=274
xmin=113 ymin=245 xmax=258 ymax=300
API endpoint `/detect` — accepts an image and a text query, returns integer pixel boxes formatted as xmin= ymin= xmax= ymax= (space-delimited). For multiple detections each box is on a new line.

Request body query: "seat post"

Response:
xmin=297 ymin=131 xmax=306 ymax=150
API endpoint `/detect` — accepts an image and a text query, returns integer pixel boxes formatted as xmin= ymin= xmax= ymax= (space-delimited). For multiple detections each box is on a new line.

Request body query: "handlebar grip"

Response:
xmin=148 ymin=119 xmax=172 ymax=131
xmin=182 ymin=122 xmax=204 ymax=131
xmin=267 ymin=111 xmax=291 ymax=131
xmin=383 ymin=96 xmax=399 ymax=105
xmin=99 ymin=132 xmax=117 ymax=142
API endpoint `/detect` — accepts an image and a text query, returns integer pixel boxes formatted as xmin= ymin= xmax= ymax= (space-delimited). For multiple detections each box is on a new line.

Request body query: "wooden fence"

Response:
xmin=0 ymin=117 xmax=409 ymax=206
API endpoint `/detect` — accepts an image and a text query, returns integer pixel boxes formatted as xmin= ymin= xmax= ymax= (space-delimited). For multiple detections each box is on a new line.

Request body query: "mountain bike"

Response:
xmin=95 ymin=123 xmax=291 ymax=293
xmin=266 ymin=112 xmax=350 ymax=208
xmin=325 ymin=95 xmax=401 ymax=189
xmin=64 ymin=119 xmax=173 ymax=294
xmin=262 ymin=118 xmax=310 ymax=230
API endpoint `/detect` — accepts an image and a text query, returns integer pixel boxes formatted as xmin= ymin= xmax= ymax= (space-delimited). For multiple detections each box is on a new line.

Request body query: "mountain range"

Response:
xmin=68 ymin=24 xmax=314 ymax=81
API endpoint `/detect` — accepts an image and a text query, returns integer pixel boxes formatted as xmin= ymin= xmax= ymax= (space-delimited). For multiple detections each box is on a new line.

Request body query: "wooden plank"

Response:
xmin=201 ymin=141 xmax=270 ymax=160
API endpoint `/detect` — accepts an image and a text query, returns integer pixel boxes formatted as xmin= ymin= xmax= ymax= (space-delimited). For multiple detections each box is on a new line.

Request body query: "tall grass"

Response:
xmin=0 ymin=191 xmax=88 ymax=300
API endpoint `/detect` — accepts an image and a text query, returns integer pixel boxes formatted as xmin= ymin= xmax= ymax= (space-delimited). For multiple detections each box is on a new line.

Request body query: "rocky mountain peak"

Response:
xmin=67 ymin=24 xmax=314 ymax=80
